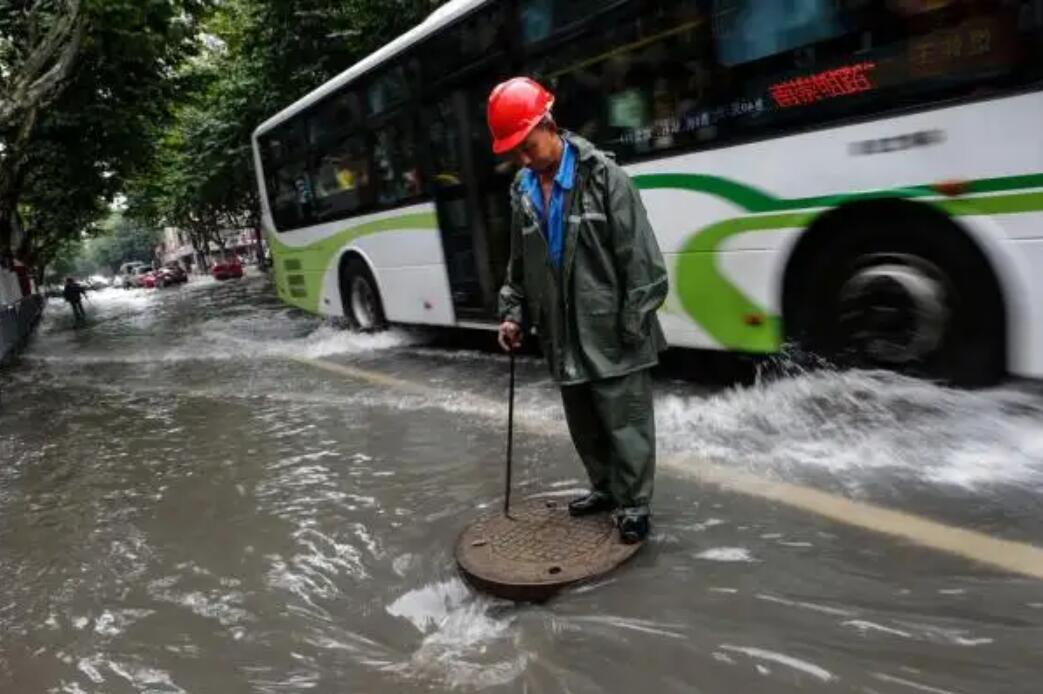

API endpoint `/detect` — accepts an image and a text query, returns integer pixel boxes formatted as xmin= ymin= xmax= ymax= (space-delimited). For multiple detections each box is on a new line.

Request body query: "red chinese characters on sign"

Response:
xmin=769 ymin=63 xmax=878 ymax=108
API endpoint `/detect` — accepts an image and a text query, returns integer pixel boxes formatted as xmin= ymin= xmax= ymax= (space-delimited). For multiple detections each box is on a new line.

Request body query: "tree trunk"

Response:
xmin=0 ymin=1 xmax=86 ymax=254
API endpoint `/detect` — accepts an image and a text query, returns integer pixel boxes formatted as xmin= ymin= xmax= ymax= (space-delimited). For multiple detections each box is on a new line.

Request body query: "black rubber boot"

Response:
xmin=617 ymin=510 xmax=651 ymax=544
xmin=568 ymin=491 xmax=616 ymax=517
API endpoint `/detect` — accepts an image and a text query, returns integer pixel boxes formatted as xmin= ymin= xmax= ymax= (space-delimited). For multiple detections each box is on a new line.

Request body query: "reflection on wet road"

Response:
xmin=1 ymin=275 xmax=1040 ymax=693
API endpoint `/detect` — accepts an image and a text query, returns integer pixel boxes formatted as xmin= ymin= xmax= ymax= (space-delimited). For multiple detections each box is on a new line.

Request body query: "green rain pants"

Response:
xmin=560 ymin=368 xmax=656 ymax=510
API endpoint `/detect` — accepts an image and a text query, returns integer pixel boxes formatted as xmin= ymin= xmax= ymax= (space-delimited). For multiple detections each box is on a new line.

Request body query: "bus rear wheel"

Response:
xmin=785 ymin=213 xmax=1005 ymax=387
xmin=340 ymin=257 xmax=387 ymax=332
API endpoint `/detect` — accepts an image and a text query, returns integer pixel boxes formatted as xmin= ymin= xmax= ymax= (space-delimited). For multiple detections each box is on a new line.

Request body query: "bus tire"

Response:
xmin=783 ymin=205 xmax=1005 ymax=387
xmin=340 ymin=256 xmax=387 ymax=332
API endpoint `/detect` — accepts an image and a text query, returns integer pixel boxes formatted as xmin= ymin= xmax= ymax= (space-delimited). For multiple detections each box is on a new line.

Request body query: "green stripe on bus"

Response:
xmin=675 ymin=211 xmax=813 ymax=353
xmin=640 ymin=174 xmax=1043 ymax=353
xmin=269 ymin=211 xmax=438 ymax=313
xmin=267 ymin=180 xmax=1043 ymax=352
xmin=634 ymin=171 xmax=1043 ymax=213
xmin=936 ymin=190 xmax=1043 ymax=216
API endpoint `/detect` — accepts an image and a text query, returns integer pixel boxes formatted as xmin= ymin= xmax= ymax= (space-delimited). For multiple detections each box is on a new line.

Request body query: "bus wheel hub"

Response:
xmin=838 ymin=256 xmax=949 ymax=365
xmin=351 ymin=277 xmax=377 ymax=330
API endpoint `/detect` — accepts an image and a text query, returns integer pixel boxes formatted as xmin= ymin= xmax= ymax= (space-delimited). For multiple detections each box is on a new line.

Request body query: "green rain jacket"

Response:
xmin=498 ymin=133 xmax=669 ymax=385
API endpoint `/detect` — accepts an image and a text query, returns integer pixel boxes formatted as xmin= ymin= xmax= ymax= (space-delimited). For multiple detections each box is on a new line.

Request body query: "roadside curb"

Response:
xmin=0 ymin=295 xmax=45 ymax=369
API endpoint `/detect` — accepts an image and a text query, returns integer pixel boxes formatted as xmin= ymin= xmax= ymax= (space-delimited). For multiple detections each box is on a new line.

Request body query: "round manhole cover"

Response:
xmin=456 ymin=498 xmax=643 ymax=602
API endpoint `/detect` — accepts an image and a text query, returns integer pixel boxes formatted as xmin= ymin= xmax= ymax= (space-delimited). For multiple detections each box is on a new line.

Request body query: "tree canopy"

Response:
xmin=1 ymin=0 xmax=206 ymax=272
xmin=1 ymin=0 xmax=444 ymax=277
xmin=125 ymin=0 xmax=442 ymax=267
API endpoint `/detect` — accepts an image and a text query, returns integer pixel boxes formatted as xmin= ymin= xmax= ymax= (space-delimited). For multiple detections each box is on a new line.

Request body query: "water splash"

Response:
xmin=719 ymin=645 xmax=835 ymax=682
xmin=384 ymin=578 xmax=527 ymax=689
xmin=656 ymin=368 xmax=1043 ymax=492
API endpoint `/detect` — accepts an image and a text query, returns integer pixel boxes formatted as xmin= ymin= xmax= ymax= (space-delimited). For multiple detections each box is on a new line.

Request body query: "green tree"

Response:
xmin=127 ymin=0 xmax=443 ymax=267
xmin=0 ymin=0 xmax=85 ymax=249
xmin=0 ymin=0 xmax=208 ymax=273
xmin=36 ymin=211 xmax=159 ymax=283
xmin=88 ymin=213 xmax=160 ymax=274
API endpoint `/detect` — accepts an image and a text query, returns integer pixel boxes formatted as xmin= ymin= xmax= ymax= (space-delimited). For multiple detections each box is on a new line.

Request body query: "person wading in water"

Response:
xmin=63 ymin=277 xmax=88 ymax=325
xmin=489 ymin=77 xmax=669 ymax=544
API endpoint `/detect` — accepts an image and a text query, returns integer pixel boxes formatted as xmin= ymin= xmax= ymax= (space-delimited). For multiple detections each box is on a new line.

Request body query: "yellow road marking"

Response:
xmin=291 ymin=355 xmax=1043 ymax=581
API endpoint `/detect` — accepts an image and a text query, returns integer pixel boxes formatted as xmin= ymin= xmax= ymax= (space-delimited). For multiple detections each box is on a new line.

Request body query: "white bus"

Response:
xmin=252 ymin=0 xmax=1043 ymax=385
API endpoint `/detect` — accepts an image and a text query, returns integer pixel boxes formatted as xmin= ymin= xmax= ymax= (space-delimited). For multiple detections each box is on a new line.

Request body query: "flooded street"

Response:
xmin=1 ymin=275 xmax=1041 ymax=694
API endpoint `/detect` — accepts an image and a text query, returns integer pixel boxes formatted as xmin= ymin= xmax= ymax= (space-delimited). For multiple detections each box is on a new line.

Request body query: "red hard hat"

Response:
xmin=486 ymin=77 xmax=555 ymax=155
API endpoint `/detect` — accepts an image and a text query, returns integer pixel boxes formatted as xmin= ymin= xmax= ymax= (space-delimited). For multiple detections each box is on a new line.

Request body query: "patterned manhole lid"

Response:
xmin=456 ymin=498 xmax=643 ymax=602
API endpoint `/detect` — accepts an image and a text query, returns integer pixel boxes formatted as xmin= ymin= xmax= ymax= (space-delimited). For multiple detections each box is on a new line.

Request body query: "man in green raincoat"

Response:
xmin=487 ymin=77 xmax=669 ymax=543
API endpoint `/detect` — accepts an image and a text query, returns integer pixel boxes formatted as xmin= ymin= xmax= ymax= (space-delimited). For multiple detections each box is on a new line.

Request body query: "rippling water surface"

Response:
xmin=1 ymin=275 xmax=1040 ymax=693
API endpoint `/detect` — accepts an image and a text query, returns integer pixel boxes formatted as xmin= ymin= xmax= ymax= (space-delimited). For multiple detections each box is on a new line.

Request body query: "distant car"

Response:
xmin=87 ymin=275 xmax=111 ymax=289
xmin=133 ymin=267 xmax=157 ymax=289
xmin=116 ymin=261 xmax=149 ymax=289
xmin=211 ymin=257 xmax=243 ymax=281
xmin=155 ymin=264 xmax=188 ymax=287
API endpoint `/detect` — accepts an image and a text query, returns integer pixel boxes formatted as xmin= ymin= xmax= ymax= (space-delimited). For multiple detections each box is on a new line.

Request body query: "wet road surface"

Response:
xmin=1 ymin=275 xmax=1041 ymax=693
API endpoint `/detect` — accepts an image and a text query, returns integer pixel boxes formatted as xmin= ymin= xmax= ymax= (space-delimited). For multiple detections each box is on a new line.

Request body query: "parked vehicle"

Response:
xmin=156 ymin=264 xmax=188 ymax=288
xmin=115 ymin=262 xmax=149 ymax=289
xmin=211 ymin=257 xmax=243 ymax=281
xmin=133 ymin=267 xmax=157 ymax=289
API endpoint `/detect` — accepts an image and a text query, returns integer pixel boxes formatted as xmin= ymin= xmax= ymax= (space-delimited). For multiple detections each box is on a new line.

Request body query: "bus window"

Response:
xmin=261 ymin=121 xmax=314 ymax=231
xmin=268 ymin=160 xmax=313 ymax=230
xmin=372 ymin=119 xmax=423 ymax=206
xmin=713 ymin=0 xmax=845 ymax=66
xmin=526 ymin=1 xmax=714 ymax=158
xmin=526 ymin=0 xmax=1042 ymax=162
xmin=309 ymin=91 xmax=362 ymax=146
xmin=518 ymin=0 xmax=622 ymax=46
xmin=366 ymin=66 xmax=410 ymax=116
xmin=427 ymin=98 xmax=464 ymax=187
xmin=420 ymin=3 xmax=510 ymax=89
xmin=312 ymin=134 xmax=372 ymax=220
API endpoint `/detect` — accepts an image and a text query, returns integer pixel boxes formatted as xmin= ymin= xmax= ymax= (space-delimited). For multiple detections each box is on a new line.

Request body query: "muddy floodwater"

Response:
xmin=1 ymin=275 xmax=1041 ymax=693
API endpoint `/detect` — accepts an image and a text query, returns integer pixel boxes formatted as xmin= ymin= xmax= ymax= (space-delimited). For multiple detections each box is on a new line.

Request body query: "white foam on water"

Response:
xmin=656 ymin=368 xmax=1043 ymax=493
xmin=842 ymin=620 xmax=914 ymax=639
xmin=32 ymin=324 xmax=421 ymax=365
xmin=696 ymin=547 xmax=756 ymax=563
xmin=872 ymin=672 xmax=961 ymax=694
xmin=384 ymin=578 xmax=527 ymax=690
xmin=146 ymin=574 xmax=251 ymax=629
xmin=33 ymin=278 xmax=428 ymax=366
xmin=565 ymin=615 xmax=688 ymax=640
xmin=892 ymin=621 xmax=995 ymax=647
xmin=106 ymin=660 xmax=186 ymax=693
xmin=719 ymin=644 xmax=835 ymax=682
xmin=92 ymin=609 xmax=154 ymax=637
xmin=76 ymin=657 xmax=105 ymax=684
xmin=195 ymin=319 xmax=423 ymax=361
xmin=754 ymin=593 xmax=855 ymax=617
xmin=687 ymin=518 xmax=727 ymax=532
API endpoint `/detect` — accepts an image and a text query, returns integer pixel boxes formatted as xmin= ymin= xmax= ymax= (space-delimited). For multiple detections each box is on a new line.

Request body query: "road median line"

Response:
xmin=290 ymin=355 xmax=1043 ymax=581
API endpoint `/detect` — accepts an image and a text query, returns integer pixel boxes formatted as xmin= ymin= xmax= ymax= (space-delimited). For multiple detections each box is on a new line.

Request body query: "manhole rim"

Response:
xmin=455 ymin=497 xmax=643 ymax=600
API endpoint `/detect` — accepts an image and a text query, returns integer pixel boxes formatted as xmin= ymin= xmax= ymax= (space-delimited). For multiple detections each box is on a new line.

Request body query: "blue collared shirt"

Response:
xmin=520 ymin=139 xmax=575 ymax=269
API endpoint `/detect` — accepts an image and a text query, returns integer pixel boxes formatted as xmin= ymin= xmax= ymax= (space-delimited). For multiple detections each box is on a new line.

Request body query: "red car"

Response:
xmin=134 ymin=268 xmax=158 ymax=288
xmin=156 ymin=264 xmax=188 ymax=287
xmin=211 ymin=257 xmax=243 ymax=281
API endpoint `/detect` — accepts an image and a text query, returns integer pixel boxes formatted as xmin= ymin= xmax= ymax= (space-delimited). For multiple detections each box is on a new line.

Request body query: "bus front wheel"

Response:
xmin=784 ymin=211 xmax=1005 ymax=387
xmin=340 ymin=257 xmax=387 ymax=332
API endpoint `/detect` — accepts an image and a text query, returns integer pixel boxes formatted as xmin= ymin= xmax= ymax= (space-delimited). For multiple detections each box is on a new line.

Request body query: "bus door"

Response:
xmin=424 ymin=89 xmax=513 ymax=321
